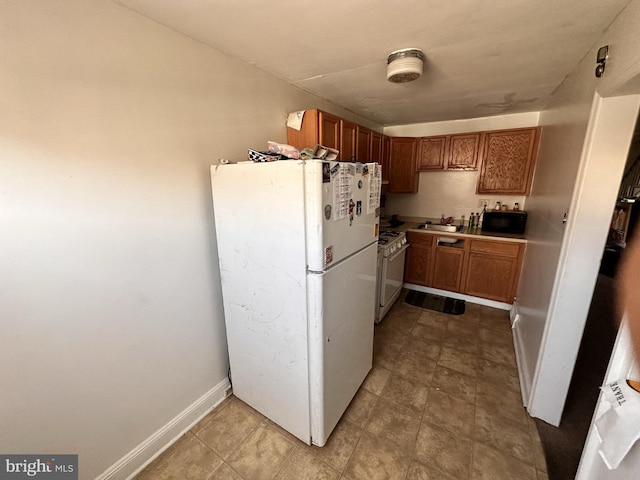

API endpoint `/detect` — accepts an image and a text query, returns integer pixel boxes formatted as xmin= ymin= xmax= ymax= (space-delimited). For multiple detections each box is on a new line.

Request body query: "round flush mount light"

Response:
xmin=387 ymin=48 xmax=424 ymax=83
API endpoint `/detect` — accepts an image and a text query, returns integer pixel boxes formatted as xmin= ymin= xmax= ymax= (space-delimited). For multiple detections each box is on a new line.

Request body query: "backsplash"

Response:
xmin=385 ymin=170 xmax=526 ymax=222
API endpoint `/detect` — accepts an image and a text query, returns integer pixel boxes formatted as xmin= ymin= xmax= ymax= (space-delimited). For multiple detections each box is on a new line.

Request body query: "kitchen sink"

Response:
xmin=420 ymin=224 xmax=459 ymax=232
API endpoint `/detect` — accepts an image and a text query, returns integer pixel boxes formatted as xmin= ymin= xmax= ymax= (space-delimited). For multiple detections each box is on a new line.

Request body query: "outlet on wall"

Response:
xmin=477 ymin=199 xmax=489 ymax=208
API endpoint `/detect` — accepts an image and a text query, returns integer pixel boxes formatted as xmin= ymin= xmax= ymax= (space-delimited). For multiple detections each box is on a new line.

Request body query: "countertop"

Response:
xmin=381 ymin=217 xmax=527 ymax=243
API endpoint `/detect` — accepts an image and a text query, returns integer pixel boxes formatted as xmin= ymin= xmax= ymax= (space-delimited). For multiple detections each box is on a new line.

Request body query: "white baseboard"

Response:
xmin=96 ymin=378 xmax=232 ymax=480
xmin=512 ymin=316 xmax=531 ymax=407
xmin=403 ymin=283 xmax=512 ymax=311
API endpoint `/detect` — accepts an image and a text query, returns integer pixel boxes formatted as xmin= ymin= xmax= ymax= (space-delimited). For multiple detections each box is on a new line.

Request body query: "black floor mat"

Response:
xmin=404 ymin=290 xmax=465 ymax=315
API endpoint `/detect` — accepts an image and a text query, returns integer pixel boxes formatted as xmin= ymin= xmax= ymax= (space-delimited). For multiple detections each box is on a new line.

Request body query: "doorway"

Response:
xmin=535 ymin=102 xmax=640 ymax=480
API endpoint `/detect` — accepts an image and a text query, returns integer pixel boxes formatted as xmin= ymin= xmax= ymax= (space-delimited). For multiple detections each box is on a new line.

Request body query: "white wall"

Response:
xmin=0 ymin=1 xmax=376 ymax=478
xmin=515 ymin=0 xmax=640 ymax=425
xmin=383 ymin=112 xmax=539 ymax=220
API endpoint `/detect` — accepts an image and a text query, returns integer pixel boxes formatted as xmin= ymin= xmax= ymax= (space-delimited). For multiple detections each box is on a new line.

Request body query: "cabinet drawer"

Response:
xmin=470 ymin=239 xmax=521 ymax=256
xmin=406 ymin=231 xmax=434 ymax=246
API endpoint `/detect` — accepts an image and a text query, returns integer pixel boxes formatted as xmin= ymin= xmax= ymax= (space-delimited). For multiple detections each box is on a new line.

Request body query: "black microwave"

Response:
xmin=481 ymin=210 xmax=527 ymax=234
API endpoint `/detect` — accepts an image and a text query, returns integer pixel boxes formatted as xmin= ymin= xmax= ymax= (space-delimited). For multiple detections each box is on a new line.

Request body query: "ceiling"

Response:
xmin=116 ymin=0 xmax=630 ymax=126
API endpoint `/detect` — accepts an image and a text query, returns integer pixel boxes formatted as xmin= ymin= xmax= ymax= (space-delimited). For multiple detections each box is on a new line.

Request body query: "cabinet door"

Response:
xmin=477 ymin=127 xmax=540 ymax=195
xmin=464 ymin=253 xmax=518 ymax=302
xmin=371 ymin=131 xmax=383 ymax=164
xmin=318 ymin=111 xmax=341 ymax=152
xmin=286 ymin=108 xmax=320 ymax=151
xmin=447 ymin=133 xmax=481 ymax=170
xmin=356 ymin=126 xmax=372 ymax=162
xmin=404 ymin=233 xmax=433 ymax=286
xmin=340 ymin=120 xmax=357 ymax=161
xmin=388 ymin=137 xmax=418 ymax=193
xmin=432 ymin=246 xmax=464 ymax=292
xmin=463 ymin=240 xmax=524 ymax=302
xmin=381 ymin=135 xmax=390 ymax=183
xmin=417 ymin=136 xmax=447 ymax=171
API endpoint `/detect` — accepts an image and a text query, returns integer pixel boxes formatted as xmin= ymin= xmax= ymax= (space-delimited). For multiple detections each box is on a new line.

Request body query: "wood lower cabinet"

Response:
xmin=404 ymin=232 xmax=433 ymax=286
xmin=388 ymin=137 xmax=418 ymax=193
xmin=404 ymin=232 xmax=525 ymax=303
xmin=477 ymin=127 xmax=541 ymax=195
xmin=463 ymin=239 xmax=525 ymax=303
xmin=432 ymin=244 xmax=465 ymax=292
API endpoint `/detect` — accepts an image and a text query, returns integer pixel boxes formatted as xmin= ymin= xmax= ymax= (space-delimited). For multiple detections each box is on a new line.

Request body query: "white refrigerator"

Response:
xmin=210 ymin=159 xmax=381 ymax=446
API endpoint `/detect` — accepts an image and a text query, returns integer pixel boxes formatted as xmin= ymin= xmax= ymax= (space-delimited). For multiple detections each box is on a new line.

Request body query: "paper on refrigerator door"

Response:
xmin=368 ymin=163 xmax=381 ymax=214
xmin=332 ymin=163 xmax=355 ymax=220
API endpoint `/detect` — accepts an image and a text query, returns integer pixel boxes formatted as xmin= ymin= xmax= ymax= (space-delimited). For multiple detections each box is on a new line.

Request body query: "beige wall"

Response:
xmin=0 ymin=1 xmax=376 ymax=477
xmin=383 ymin=112 xmax=539 ymax=221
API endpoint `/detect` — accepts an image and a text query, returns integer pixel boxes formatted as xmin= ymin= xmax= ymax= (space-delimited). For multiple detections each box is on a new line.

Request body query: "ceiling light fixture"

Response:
xmin=387 ymin=48 xmax=424 ymax=83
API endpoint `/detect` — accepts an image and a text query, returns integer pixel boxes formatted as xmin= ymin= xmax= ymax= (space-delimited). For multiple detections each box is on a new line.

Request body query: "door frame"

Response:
xmin=527 ymin=92 xmax=640 ymax=424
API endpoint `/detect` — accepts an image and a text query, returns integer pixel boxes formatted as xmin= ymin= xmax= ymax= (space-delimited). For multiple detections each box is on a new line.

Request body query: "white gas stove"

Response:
xmin=376 ymin=230 xmax=409 ymax=323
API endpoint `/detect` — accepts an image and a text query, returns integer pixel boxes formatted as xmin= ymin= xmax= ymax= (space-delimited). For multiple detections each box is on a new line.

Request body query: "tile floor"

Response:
xmin=136 ymin=291 xmax=548 ymax=480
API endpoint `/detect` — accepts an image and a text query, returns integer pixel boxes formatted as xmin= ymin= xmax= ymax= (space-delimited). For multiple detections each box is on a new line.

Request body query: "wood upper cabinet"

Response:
xmin=318 ymin=111 xmax=340 ymax=151
xmin=463 ymin=239 xmax=525 ymax=303
xmin=285 ymin=109 xmax=367 ymax=162
xmin=381 ymin=135 xmax=390 ymax=183
xmin=432 ymin=244 xmax=465 ymax=292
xmin=286 ymin=109 xmax=340 ymax=152
xmin=417 ymin=133 xmax=481 ymax=171
xmin=357 ymin=126 xmax=372 ymax=162
xmin=417 ymin=136 xmax=447 ymax=170
xmin=340 ymin=119 xmax=357 ymax=161
xmin=404 ymin=232 xmax=434 ymax=286
xmin=370 ymin=131 xmax=383 ymax=163
xmin=388 ymin=137 xmax=418 ymax=193
xmin=447 ymin=133 xmax=481 ymax=170
xmin=477 ymin=127 xmax=541 ymax=195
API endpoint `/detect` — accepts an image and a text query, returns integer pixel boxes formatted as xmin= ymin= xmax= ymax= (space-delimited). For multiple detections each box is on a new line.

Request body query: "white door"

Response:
xmin=577 ymin=322 xmax=640 ymax=478
xmin=306 ymin=243 xmax=377 ymax=446
xmin=305 ymin=161 xmax=380 ymax=271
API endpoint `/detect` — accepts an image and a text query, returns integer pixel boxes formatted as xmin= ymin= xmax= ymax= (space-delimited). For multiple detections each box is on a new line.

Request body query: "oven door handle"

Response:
xmin=387 ymin=243 xmax=409 ymax=262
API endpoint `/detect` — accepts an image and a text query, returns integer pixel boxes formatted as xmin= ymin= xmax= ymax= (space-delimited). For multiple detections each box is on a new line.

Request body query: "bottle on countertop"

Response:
xmin=440 ymin=214 xmax=445 ymax=224
xmin=469 ymin=213 xmax=475 ymax=228
xmin=460 ymin=215 xmax=465 ymax=228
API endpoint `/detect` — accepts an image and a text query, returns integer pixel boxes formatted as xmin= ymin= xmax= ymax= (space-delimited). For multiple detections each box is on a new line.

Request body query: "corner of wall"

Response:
xmin=96 ymin=378 xmax=232 ymax=480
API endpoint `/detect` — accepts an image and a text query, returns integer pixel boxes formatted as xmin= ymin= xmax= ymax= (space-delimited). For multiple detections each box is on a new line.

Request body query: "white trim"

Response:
xmin=513 ymin=326 xmax=532 ymax=407
xmin=96 ymin=379 xmax=232 ymax=480
xmin=403 ymin=283 xmax=512 ymax=311
xmin=510 ymin=299 xmax=529 ymax=405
